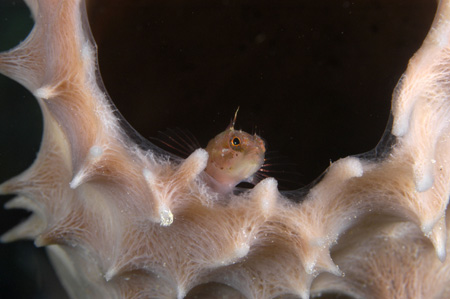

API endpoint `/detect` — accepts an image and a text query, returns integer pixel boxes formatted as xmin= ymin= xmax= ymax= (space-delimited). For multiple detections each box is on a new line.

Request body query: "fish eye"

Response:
xmin=230 ymin=137 xmax=241 ymax=147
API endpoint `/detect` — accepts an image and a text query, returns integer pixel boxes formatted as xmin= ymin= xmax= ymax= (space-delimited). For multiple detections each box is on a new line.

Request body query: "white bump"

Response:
xmin=416 ymin=175 xmax=434 ymax=192
xmin=437 ymin=31 xmax=449 ymax=48
xmin=433 ymin=21 xmax=450 ymax=48
xmin=34 ymin=86 xmax=55 ymax=100
xmin=414 ymin=162 xmax=434 ymax=192
xmin=235 ymin=243 xmax=250 ymax=259
xmin=327 ymin=263 xmax=342 ymax=277
xmin=217 ymin=243 xmax=250 ymax=267
xmin=81 ymin=42 xmax=92 ymax=61
xmin=1 ymin=214 xmax=43 ymax=243
xmin=392 ymin=116 xmax=409 ymax=137
xmin=159 ymin=207 xmax=173 ymax=226
xmin=428 ymin=216 xmax=447 ymax=262
xmin=304 ymin=260 xmax=316 ymax=275
xmin=252 ymin=178 xmax=278 ymax=217
xmin=325 ymin=157 xmax=364 ymax=182
xmin=89 ymin=145 xmax=103 ymax=158
xmin=181 ymin=148 xmax=208 ymax=177
xmin=34 ymin=235 xmax=47 ymax=247
xmin=177 ymin=286 xmax=187 ymax=299
xmin=421 ymin=220 xmax=434 ymax=237
xmin=143 ymin=168 xmax=157 ymax=187
xmin=435 ymin=239 xmax=447 ymax=263
xmin=4 ymin=196 xmax=31 ymax=210
xmin=104 ymin=267 xmax=117 ymax=281
xmin=342 ymin=157 xmax=364 ymax=178
xmin=143 ymin=168 xmax=152 ymax=180
xmin=69 ymin=173 xmax=83 ymax=189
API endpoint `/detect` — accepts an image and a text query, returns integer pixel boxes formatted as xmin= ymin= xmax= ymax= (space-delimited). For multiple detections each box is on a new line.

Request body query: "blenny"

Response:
xmin=204 ymin=109 xmax=266 ymax=192
xmin=156 ymin=108 xmax=266 ymax=193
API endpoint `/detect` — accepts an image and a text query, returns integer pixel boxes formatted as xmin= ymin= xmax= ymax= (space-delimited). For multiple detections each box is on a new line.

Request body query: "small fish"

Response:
xmin=204 ymin=108 xmax=266 ymax=192
xmin=154 ymin=108 xmax=266 ymax=193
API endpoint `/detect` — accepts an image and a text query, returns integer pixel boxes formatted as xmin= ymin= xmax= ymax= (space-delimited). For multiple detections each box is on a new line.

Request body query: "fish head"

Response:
xmin=205 ymin=126 xmax=266 ymax=189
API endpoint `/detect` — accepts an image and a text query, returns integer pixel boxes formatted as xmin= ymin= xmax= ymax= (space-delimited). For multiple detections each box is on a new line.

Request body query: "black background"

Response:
xmin=0 ymin=0 xmax=436 ymax=298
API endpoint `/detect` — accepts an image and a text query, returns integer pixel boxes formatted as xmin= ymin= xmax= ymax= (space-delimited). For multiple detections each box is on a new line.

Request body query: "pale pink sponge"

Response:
xmin=1 ymin=0 xmax=450 ymax=298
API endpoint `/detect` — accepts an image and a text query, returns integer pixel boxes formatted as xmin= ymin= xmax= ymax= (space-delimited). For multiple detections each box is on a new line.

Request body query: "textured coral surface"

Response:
xmin=1 ymin=0 xmax=450 ymax=298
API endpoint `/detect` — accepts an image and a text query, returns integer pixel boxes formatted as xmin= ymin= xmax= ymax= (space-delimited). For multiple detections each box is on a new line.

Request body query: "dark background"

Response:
xmin=0 ymin=0 xmax=436 ymax=298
